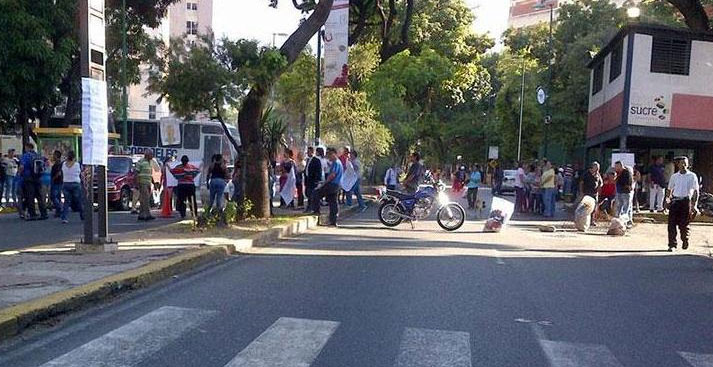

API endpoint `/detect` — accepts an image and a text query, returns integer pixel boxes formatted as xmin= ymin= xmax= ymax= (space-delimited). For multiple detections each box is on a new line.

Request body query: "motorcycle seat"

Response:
xmin=386 ymin=190 xmax=415 ymax=200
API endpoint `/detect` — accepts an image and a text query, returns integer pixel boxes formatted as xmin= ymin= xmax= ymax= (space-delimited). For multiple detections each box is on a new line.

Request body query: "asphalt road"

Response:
xmin=0 ymin=209 xmax=180 ymax=251
xmin=3 ymin=208 xmax=713 ymax=366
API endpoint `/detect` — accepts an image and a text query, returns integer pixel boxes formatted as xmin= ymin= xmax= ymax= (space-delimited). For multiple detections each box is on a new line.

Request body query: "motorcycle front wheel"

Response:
xmin=436 ymin=203 xmax=466 ymax=231
xmin=379 ymin=202 xmax=404 ymax=227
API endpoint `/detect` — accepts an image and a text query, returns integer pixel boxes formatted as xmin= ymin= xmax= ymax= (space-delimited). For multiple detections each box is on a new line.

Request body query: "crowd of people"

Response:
xmin=270 ymin=146 xmax=372 ymax=227
xmin=0 ymin=143 xmax=84 ymax=222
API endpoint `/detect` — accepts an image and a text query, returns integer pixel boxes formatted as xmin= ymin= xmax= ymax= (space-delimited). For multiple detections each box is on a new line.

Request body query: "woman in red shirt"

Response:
xmin=599 ymin=172 xmax=617 ymax=216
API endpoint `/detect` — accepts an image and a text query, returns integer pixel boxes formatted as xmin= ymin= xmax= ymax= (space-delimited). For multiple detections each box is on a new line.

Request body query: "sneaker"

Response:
xmin=668 ymin=245 xmax=677 ymax=252
xmin=62 ymin=219 xmax=69 ymax=224
xmin=359 ymin=206 xmax=368 ymax=213
xmin=682 ymin=242 xmax=689 ymax=250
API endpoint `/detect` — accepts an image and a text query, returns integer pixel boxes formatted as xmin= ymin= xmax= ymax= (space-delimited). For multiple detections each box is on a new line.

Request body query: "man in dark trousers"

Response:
xmin=170 ymin=155 xmax=200 ymax=219
xmin=304 ymin=147 xmax=323 ymax=213
xmin=310 ymin=147 xmax=342 ymax=226
xmin=666 ymin=156 xmax=699 ymax=251
xmin=18 ymin=142 xmax=47 ymax=220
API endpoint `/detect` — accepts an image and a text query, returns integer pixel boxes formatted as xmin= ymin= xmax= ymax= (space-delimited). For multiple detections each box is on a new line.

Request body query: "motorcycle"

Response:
xmin=377 ymin=173 xmax=466 ymax=231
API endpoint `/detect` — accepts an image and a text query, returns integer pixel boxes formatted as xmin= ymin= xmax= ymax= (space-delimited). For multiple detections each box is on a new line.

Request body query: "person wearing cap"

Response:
xmin=666 ymin=156 xmax=700 ymax=251
xmin=170 ymin=155 xmax=200 ymax=219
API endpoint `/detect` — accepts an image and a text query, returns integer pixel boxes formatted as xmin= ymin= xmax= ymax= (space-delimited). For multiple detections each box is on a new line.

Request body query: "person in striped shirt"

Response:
xmin=170 ymin=155 xmax=200 ymax=219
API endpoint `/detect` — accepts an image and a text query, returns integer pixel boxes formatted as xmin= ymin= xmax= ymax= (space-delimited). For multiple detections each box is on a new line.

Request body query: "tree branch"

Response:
xmin=667 ymin=0 xmax=711 ymax=32
xmin=280 ymin=0 xmax=335 ymax=64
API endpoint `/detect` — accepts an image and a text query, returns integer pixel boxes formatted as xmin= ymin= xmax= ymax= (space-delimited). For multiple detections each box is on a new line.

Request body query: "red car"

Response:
xmin=105 ymin=155 xmax=162 ymax=211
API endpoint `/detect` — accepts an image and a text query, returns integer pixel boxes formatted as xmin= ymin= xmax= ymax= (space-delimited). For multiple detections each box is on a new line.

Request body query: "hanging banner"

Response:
xmin=160 ymin=118 xmax=181 ymax=146
xmin=323 ymin=0 xmax=349 ymax=87
xmin=81 ymin=77 xmax=108 ymax=166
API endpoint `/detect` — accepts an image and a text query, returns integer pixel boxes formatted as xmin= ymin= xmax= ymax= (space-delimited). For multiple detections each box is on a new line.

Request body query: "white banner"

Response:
xmin=81 ymin=77 xmax=108 ymax=166
xmin=488 ymin=146 xmax=499 ymax=160
xmin=160 ymin=118 xmax=181 ymax=146
xmin=611 ymin=153 xmax=635 ymax=168
xmin=323 ymin=0 xmax=349 ymax=88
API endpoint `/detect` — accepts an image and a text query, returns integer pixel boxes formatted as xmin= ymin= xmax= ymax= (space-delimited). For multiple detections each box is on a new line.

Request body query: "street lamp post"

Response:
xmin=517 ymin=57 xmax=525 ymax=163
xmin=625 ymin=1 xmax=641 ymax=20
xmin=315 ymin=28 xmax=323 ymax=147
xmin=534 ymin=0 xmax=554 ymax=158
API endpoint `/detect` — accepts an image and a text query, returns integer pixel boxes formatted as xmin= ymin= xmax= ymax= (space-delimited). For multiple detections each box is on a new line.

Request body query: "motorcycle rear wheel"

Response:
xmin=436 ymin=203 xmax=466 ymax=231
xmin=379 ymin=202 xmax=404 ymax=227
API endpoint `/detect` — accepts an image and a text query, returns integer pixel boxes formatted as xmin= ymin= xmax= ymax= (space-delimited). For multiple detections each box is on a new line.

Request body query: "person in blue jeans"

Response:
xmin=207 ymin=154 xmax=228 ymax=214
xmin=345 ymin=150 xmax=367 ymax=212
xmin=310 ymin=148 xmax=343 ymax=226
xmin=60 ymin=151 xmax=83 ymax=223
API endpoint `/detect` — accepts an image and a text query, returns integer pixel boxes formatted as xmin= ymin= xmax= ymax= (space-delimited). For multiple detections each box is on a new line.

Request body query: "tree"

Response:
xmin=274 ymin=51 xmax=317 ymax=148
xmin=0 ymin=0 xmax=76 ymax=144
xmin=666 ymin=0 xmax=712 ymax=32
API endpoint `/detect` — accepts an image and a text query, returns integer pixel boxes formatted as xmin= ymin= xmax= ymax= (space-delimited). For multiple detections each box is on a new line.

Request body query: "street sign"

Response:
xmin=536 ymin=86 xmax=547 ymax=105
xmin=488 ymin=146 xmax=499 ymax=160
xmin=544 ymin=115 xmax=552 ymax=125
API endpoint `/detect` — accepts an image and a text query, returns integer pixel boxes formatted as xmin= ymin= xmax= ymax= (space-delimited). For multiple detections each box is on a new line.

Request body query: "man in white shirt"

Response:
xmin=384 ymin=164 xmax=399 ymax=190
xmin=666 ymin=156 xmax=699 ymax=251
xmin=514 ymin=162 xmax=526 ymax=213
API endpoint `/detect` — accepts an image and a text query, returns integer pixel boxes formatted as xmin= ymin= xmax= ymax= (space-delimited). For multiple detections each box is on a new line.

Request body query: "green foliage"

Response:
xmin=274 ymin=51 xmax=317 ymax=145
xmin=0 ymin=0 xmax=76 ymax=131
xmin=261 ymin=106 xmax=287 ymax=162
xmin=149 ymin=36 xmax=288 ymax=122
xmin=224 ymin=199 xmax=254 ymax=223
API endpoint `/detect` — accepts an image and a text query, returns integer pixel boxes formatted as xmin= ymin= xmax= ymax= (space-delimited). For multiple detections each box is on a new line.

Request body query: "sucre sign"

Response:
xmin=628 ymin=94 xmax=670 ymax=127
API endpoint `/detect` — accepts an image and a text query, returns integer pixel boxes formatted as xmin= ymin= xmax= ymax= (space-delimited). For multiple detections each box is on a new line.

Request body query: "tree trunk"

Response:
xmin=238 ymin=86 xmax=270 ymax=218
xmin=668 ymin=0 xmax=711 ymax=32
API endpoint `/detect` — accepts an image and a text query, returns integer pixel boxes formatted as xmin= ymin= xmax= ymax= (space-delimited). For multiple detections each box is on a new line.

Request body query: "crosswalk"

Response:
xmin=33 ymin=306 xmax=713 ymax=367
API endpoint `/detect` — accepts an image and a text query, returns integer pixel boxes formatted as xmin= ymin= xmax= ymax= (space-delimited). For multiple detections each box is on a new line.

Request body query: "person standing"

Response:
xmin=207 ymin=154 xmax=229 ymax=214
xmin=304 ymin=147 xmax=323 ymax=213
xmin=39 ymin=154 xmax=51 ymax=212
xmin=666 ymin=156 xmax=699 ymax=251
xmin=310 ymin=147 xmax=343 ymax=226
xmin=563 ymin=164 xmax=574 ymax=196
xmin=2 ymin=149 xmax=18 ymax=206
xmin=18 ymin=143 xmax=48 ymax=220
xmin=494 ymin=162 xmax=504 ymax=195
xmin=345 ymin=150 xmax=367 ymax=212
xmin=580 ymin=162 xmax=603 ymax=225
xmin=60 ymin=151 xmax=84 ymax=223
xmin=402 ymin=152 xmax=424 ymax=193
xmin=136 ymin=151 xmax=156 ymax=221
xmin=514 ymin=162 xmax=526 ymax=213
xmin=280 ymin=149 xmax=297 ymax=209
xmin=614 ymin=161 xmax=634 ymax=227
xmin=50 ymin=150 xmax=63 ymax=217
xmin=466 ymin=164 xmax=482 ymax=210
xmin=295 ymin=151 xmax=306 ymax=208
xmin=338 ymin=147 xmax=350 ymax=204
xmin=384 ymin=163 xmax=399 ymax=191
xmin=170 ymin=155 xmax=200 ymax=219
xmin=649 ymin=156 xmax=666 ymax=212
xmin=541 ymin=161 xmax=556 ymax=218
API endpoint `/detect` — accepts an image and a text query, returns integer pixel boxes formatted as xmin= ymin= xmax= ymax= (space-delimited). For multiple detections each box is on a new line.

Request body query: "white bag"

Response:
xmin=574 ymin=195 xmax=596 ymax=232
xmin=340 ymin=160 xmax=358 ymax=192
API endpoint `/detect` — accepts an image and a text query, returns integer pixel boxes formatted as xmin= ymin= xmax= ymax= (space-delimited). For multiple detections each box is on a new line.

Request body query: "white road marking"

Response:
xmin=539 ymin=340 xmax=623 ymax=367
xmin=394 ymin=327 xmax=472 ymax=367
xmin=679 ymin=352 xmax=713 ymax=366
xmin=224 ymin=317 xmax=339 ymax=367
xmin=40 ymin=306 xmax=216 ymax=367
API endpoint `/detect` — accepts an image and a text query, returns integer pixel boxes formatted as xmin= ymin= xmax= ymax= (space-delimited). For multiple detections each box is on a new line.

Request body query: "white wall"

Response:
xmin=588 ymin=35 xmax=627 ymax=113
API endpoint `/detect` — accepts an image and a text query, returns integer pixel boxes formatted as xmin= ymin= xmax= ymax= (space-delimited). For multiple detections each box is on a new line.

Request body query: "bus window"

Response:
xmin=160 ymin=123 xmax=182 ymax=148
xmin=203 ymin=135 xmax=222 ymax=163
xmin=201 ymin=125 xmax=223 ymax=135
xmin=133 ymin=121 xmax=157 ymax=147
xmin=115 ymin=120 xmax=133 ymax=145
xmin=183 ymin=124 xmax=200 ymax=149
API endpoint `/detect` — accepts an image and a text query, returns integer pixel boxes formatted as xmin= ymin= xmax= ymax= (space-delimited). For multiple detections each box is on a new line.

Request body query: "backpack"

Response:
xmin=32 ymin=155 xmax=46 ymax=181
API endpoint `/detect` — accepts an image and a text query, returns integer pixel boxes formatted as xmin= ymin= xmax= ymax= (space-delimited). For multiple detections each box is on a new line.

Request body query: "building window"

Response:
xmin=133 ymin=121 xmax=158 ymax=147
xmin=148 ymin=105 xmax=156 ymax=120
xmin=183 ymin=124 xmax=200 ymax=149
xmin=186 ymin=21 xmax=198 ymax=35
xmin=186 ymin=2 xmax=197 ymax=10
xmin=651 ymin=36 xmax=691 ymax=75
xmin=592 ymin=62 xmax=604 ymax=95
xmin=609 ymin=41 xmax=623 ymax=82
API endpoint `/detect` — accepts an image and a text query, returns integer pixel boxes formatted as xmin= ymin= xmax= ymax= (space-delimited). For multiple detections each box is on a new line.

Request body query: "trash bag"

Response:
xmin=574 ymin=195 xmax=596 ymax=232
xmin=607 ymin=217 xmax=627 ymax=236
xmin=483 ymin=197 xmax=515 ymax=233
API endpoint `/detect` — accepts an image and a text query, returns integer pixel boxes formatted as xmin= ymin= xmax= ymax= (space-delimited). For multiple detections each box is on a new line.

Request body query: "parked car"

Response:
xmin=101 ymin=155 xmax=162 ymax=211
xmin=500 ymin=169 xmax=518 ymax=194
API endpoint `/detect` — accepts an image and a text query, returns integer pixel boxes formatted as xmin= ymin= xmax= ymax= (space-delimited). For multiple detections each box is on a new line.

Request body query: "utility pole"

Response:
xmin=121 ymin=0 xmax=128 ymax=147
xmin=517 ymin=57 xmax=525 ymax=163
xmin=544 ymin=3 xmax=554 ymax=158
xmin=78 ymin=0 xmax=113 ymax=251
xmin=314 ymin=28 xmax=323 ymax=147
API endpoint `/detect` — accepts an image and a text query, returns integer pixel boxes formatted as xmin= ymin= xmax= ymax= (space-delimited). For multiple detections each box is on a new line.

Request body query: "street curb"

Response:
xmin=0 ymin=214 xmax=322 ymax=341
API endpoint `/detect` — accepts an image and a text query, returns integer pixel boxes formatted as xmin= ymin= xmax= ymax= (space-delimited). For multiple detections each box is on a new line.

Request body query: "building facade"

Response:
xmin=126 ymin=0 xmax=213 ymax=121
xmin=508 ymin=0 xmax=628 ymax=29
xmin=586 ymin=24 xmax=713 ymax=187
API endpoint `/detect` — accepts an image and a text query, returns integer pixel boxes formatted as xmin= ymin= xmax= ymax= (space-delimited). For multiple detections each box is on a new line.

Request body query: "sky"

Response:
xmin=212 ymin=0 xmax=510 ymax=51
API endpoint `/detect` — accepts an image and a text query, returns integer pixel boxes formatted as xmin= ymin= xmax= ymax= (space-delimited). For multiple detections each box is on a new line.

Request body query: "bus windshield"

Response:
xmin=108 ymin=157 xmax=132 ymax=174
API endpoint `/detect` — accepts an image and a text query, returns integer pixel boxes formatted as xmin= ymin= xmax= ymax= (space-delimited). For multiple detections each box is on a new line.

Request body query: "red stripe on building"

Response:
xmin=587 ymin=92 xmax=624 ymax=138
xmin=671 ymin=94 xmax=713 ymax=131
xmin=510 ymin=0 xmax=558 ymax=17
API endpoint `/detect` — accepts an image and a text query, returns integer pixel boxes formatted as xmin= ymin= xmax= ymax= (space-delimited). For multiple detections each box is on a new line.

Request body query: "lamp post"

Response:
xmin=315 ymin=28 xmax=323 ymax=147
xmin=517 ymin=57 xmax=525 ymax=163
xmin=625 ymin=1 xmax=641 ymax=21
xmin=534 ymin=0 xmax=554 ymax=158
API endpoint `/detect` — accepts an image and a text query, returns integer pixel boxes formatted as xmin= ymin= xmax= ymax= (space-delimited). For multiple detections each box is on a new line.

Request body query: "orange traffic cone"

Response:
xmin=160 ymin=187 xmax=173 ymax=218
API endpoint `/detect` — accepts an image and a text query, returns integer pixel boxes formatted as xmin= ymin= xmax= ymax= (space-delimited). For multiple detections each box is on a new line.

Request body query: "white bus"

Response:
xmin=114 ymin=118 xmax=240 ymax=164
